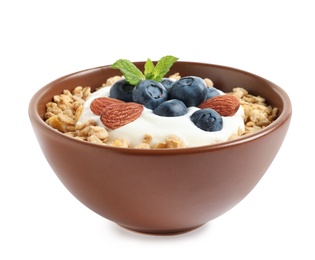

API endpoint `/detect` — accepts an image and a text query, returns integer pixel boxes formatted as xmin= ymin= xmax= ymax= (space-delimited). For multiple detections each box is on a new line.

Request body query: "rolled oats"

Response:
xmin=204 ymin=78 xmax=214 ymax=87
xmin=109 ymin=138 xmax=129 ymax=148
xmin=165 ymin=135 xmax=186 ymax=148
xmin=135 ymin=134 xmax=153 ymax=149
xmin=168 ymin=72 xmax=181 ymax=80
xmin=230 ymin=87 xmax=278 ymax=136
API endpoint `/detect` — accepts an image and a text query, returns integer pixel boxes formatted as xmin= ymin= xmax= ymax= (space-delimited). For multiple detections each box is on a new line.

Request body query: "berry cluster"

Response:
xmin=109 ymin=76 xmax=223 ymax=132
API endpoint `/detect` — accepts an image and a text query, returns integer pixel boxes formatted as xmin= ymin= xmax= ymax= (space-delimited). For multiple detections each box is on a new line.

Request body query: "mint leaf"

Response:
xmin=144 ymin=58 xmax=155 ymax=80
xmin=110 ymin=59 xmax=145 ymax=85
xmin=110 ymin=55 xmax=179 ymax=85
xmin=152 ymin=55 xmax=179 ymax=82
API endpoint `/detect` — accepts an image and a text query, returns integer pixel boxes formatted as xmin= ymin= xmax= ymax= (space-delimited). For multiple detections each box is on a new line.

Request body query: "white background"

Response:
xmin=1 ymin=0 xmax=314 ymax=259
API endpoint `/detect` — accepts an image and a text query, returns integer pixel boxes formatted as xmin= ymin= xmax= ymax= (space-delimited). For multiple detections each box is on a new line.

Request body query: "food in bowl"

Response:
xmin=28 ymin=59 xmax=291 ymax=235
xmin=44 ymin=56 xmax=278 ymax=148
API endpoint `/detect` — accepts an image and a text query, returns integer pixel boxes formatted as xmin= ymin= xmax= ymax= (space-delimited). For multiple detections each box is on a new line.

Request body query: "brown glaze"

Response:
xmin=28 ymin=62 xmax=292 ymax=234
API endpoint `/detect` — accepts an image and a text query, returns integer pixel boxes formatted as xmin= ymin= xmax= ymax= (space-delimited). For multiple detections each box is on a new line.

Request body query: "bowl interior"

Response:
xmin=31 ymin=61 xmax=291 ymax=151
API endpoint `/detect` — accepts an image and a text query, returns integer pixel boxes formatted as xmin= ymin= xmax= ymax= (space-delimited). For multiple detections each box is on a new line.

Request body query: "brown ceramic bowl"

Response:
xmin=29 ymin=61 xmax=292 ymax=235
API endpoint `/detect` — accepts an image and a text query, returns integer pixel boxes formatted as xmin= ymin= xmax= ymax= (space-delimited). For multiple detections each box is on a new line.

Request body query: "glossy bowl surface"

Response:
xmin=29 ymin=61 xmax=292 ymax=234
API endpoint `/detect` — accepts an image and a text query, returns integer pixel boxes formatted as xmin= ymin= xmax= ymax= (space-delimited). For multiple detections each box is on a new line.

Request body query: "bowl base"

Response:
xmin=118 ymin=223 xmax=205 ymax=236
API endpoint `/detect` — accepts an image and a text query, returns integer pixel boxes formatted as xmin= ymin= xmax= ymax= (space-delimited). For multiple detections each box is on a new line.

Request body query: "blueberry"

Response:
xmin=206 ymin=87 xmax=220 ymax=100
xmin=169 ymin=76 xmax=208 ymax=107
xmin=109 ymin=79 xmax=134 ymax=102
xmin=190 ymin=108 xmax=223 ymax=132
xmin=132 ymin=80 xmax=168 ymax=109
xmin=160 ymin=78 xmax=174 ymax=91
xmin=153 ymin=99 xmax=187 ymax=117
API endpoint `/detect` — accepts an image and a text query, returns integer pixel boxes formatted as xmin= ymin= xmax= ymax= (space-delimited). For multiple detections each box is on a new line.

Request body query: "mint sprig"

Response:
xmin=110 ymin=55 xmax=179 ymax=85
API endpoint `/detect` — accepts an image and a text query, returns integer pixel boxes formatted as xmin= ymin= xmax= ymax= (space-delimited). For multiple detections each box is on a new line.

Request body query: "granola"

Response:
xmin=44 ymin=75 xmax=278 ymax=148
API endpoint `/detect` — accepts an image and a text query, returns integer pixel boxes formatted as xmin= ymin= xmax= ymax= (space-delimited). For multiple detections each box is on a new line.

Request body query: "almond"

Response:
xmin=90 ymin=97 xmax=124 ymax=115
xmin=198 ymin=95 xmax=240 ymax=116
xmin=100 ymin=102 xmax=143 ymax=129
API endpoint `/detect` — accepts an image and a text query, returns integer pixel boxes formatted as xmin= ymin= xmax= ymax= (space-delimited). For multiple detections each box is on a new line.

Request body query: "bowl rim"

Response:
xmin=29 ymin=61 xmax=292 ymax=155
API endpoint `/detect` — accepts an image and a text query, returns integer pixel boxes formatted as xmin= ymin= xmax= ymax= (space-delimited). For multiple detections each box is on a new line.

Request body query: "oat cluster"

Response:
xmin=44 ymin=74 xmax=278 ymax=148
xmin=229 ymin=87 xmax=278 ymax=139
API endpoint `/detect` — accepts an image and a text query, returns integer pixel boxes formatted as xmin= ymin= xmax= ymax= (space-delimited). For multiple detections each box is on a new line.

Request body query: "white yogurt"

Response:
xmin=77 ymin=86 xmax=245 ymax=147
